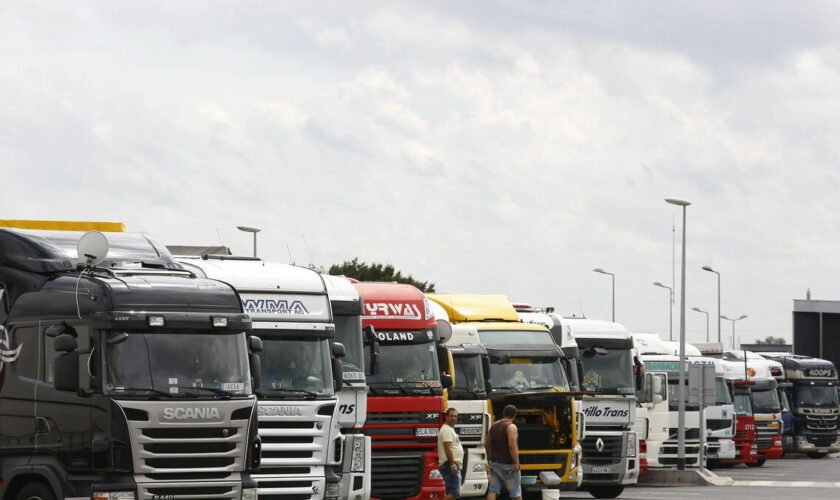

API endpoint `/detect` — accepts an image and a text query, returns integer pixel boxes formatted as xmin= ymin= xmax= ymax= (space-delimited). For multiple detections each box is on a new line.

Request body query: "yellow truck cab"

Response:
xmin=428 ymin=294 xmax=583 ymax=495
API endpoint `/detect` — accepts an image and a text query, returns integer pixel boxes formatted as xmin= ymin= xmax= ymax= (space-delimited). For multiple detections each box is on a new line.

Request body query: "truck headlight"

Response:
xmin=429 ymin=468 xmax=443 ymax=479
xmin=569 ymin=449 xmax=579 ymax=470
xmin=627 ymin=432 xmax=637 ymax=458
xmin=93 ymin=493 xmax=135 ymax=500
xmin=472 ymin=462 xmax=486 ymax=473
xmin=351 ymin=436 xmax=366 ymax=472
xmin=241 ymin=488 xmax=258 ymax=500
xmin=325 ymin=483 xmax=341 ymax=498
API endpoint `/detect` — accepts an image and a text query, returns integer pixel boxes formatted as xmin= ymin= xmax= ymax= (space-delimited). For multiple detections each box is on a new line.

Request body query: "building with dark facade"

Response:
xmin=793 ymin=299 xmax=840 ymax=368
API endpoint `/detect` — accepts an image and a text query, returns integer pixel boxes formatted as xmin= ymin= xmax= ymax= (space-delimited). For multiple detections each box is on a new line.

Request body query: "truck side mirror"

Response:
xmin=332 ymin=342 xmax=346 ymax=358
xmin=54 ymin=352 xmax=80 ymax=392
xmin=369 ymin=342 xmax=380 ymax=376
xmin=249 ymin=353 xmax=261 ymax=390
xmin=54 ymin=333 xmax=78 ymax=352
xmin=482 ymin=356 xmax=492 ymax=393
xmin=440 ymin=374 xmax=453 ymax=389
xmin=332 ymin=357 xmax=344 ymax=392
xmin=652 ymin=373 xmax=663 ymax=394
xmin=248 ymin=335 xmax=263 ymax=353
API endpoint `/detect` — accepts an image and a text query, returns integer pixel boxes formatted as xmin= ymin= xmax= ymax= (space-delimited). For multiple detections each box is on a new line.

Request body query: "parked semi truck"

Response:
xmin=428 ymin=300 xmax=491 ymax=497
xmin=322 ymin=274 xmax=373 ymax=500
xmin=566 ymin=319 xmax=640 ymax=498
xmin=723 ymin=381 xmax=758 ymax=466
xmin=760 ymin=353 xmax=840 ymax=457
xmin=0 ymin=227 xmax=261 ymax=500
xmin=429 ymin=294 xmax=583 ymax=496
xmin=355 ymin=282 xmax=449 ymax=500
xmin=717 ymin=352 xmax=782 ymax=466
xmin=179 ymin=256 xmax=353 ymax=499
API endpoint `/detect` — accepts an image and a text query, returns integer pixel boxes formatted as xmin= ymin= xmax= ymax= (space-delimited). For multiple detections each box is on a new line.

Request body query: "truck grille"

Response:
xmin=370 ymin=451 xmax=424 ymax=499
xmin=122 ymin=400 xmax=253 ymax=477
xmin=805 ymin=414 xmax=838 ymax=431
xmin=581 ymin=435 xmax=623 ymax=466
xmin=364 ymin=426 xmax=437 ymax=447
xmin=806 ymin=435 xmax=837 ymax=447
xmin=669 ymin=428 xmax=700 ymax=440
xmin=258 ymin=402 xmax=334 ymax=468
xmin=137 ymin=481 xmax=241 ymax=499
xmin=253 ymin=476 xmax=323 ymax=500
xmin=366 ymin=411 xmax=438 ymax=426
xmin=754 ymin=421 xmax=780 ymax=450
xmin=706 ymin=419 xmax=732 ymax=431
xmin=520 ymin=452 xmax=566 ymax=473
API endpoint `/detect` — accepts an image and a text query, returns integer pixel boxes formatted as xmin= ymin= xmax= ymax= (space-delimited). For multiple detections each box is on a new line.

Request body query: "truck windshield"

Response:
xmin=105 ymin=332 xmax=250 ymax=397
xmin=366 ymin=342 xmax=441 ymax=386
xmin=751 ymin=388 xmax=781 ymax=413
xmin=451 ymin=355 xmax=486 ymax=396
xmin=334 ymin=314 xmax=365 ymax=384
xmin=794 ymin=385 xmax=839 ymax=407
xmin=716 ymin=378 xmax=733 ymax=405
xmin=259 ymin=336 xmax=334 ymax=398
xmin=489 ymin=357 xmax=569 ymax=393
xmin=580 ymin=348 xmax=634 ymax=395
xmin=778 ymin=388 xmax=791 ymax=412
xmin=733 ymin=390 xmax=753 ymax=416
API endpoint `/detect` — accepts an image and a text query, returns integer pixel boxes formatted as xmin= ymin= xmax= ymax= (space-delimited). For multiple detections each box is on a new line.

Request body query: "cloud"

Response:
xmin=3 ymin=1 xmax=840 ymax=344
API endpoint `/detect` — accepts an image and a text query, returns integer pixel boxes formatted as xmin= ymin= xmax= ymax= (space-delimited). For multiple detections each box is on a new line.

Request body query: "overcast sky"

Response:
xmin=3 ymin=1 xmax=840 ymax=346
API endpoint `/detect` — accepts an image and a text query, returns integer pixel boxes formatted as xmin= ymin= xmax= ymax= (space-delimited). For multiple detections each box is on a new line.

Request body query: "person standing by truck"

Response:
xmin=438 ymin=407 xmax=465 ymax=500
xmin=486 ymin=405 xmax=523 ymax=500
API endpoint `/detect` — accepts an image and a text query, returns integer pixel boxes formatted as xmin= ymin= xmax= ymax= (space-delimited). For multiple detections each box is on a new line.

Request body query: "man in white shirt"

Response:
xmin=437 ymin=407 xmax=464 ymax=500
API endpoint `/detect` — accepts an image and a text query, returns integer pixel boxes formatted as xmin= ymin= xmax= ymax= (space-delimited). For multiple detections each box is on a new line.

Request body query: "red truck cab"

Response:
xmin=354 ymin=282 xmax=449 ymax=500
xmin=723 ymin=384 xmax=758 ymax=466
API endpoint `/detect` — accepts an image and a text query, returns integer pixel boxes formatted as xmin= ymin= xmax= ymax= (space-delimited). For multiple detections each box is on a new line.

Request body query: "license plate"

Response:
xmin=416 ymin=427 xmax=439 ymax=437
xmin=458 ymin=427 xmax=483 ymax=435
xmin=585 ymin=466 xmax=612 ymax=474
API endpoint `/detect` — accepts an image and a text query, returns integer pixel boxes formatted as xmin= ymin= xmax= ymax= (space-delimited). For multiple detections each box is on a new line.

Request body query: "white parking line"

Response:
xmin=730 ymin=480 xmax=840 ymax=488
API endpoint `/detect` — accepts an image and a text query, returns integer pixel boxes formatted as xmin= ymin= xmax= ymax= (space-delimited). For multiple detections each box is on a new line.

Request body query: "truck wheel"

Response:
xmin=588 ymin=485 xmax=624 ymax=499
xmin=807 ymin=452 xmax=826 ymax=459
xmin=746 ymin=459 xmax=766 ymax=467
xmin=16 ymin=482 xmax=56 ymax=500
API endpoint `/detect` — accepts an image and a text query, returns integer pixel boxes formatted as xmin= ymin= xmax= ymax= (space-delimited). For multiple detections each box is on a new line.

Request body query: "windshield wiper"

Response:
xmin=264 ymin=387 xmax=319 ymax=399
xmin=492 ymin=386 xmax=521 ymax=393
xmin=114 ymin=387 xmax=175 ymax=398
xmin=177 ymin=386 xmax=236 ymax=399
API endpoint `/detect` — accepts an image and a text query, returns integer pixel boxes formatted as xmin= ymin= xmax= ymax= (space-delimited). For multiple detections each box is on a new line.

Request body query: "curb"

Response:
xmin=636 ymin=468 xmax=732 ymax=487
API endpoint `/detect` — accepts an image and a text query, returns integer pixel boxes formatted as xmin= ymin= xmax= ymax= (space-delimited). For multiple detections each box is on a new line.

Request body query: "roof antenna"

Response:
xmin=76 ymin=231 xmax=109 ymax=319
xmin=286 ymin=244 xmax=295 ymax=265
xmin=577 ymin=299 xmax=587 ymax=319
xmin=301 ymin=234 xmax=317 ymax=267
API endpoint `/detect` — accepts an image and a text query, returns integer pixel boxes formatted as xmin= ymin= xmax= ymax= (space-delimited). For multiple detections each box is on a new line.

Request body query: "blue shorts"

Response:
xmin=438 ymin=463 xmax=461 ymax=497
xmin=488 ymin=461 xmax=522 ymax=497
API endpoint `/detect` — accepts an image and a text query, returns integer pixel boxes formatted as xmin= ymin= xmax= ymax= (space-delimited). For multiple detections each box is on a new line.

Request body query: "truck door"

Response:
xmin=0 ymin=325 xmax=38 ymax=454
xmin=38 ymin=322 xmax=96 ymax=471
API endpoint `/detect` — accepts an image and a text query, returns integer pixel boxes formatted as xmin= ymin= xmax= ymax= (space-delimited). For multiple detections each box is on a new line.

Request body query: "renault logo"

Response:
xmin=596 ymin=438 xmax=605 ymax=452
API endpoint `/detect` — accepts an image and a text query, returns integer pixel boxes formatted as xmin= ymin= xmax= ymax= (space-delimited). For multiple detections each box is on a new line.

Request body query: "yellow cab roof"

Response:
xmin=427 ymin=293 xmax=520 ymax=323
xmin=0 ymin=220 xmax=126 ymax=232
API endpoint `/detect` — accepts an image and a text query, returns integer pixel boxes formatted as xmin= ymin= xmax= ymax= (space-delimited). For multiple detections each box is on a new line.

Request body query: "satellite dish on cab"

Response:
xmin=77 ymin=231 xmax=109 ymax=267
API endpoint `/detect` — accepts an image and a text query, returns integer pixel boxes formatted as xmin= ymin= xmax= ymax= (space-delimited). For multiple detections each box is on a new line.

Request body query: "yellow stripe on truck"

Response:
xmin=0 ymin=220 xmax=126 ymax=232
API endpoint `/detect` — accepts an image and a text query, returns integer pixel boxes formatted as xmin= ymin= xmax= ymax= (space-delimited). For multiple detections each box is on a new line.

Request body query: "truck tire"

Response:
xmin=807 ymin=452 xmax=826 ymax=459
xmin=15 ymin=482 xmax=56 ymax=500
xmin=588 ymin=485 xmax=624 ymax=499
xmin=746 ymin=459 xmax=766 ymax=467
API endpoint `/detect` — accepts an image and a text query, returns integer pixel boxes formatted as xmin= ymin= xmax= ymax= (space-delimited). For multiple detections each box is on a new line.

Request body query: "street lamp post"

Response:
xmin=593 ymin=268 xmax=615 ymax=322
xmin=692 ymin=307 xmax=710 ymax=342
xmin=702 ymin=266 xmax=721 ymax=344
xmin=666 ymin=197 xmax=691 ymax=470
xmin=721 ymin=314 xmax=748 ymax=349
xmin=237 ymin=225 xmax=262 ymax=258
xmin=653 ymin=282 xmax=674 ymax=341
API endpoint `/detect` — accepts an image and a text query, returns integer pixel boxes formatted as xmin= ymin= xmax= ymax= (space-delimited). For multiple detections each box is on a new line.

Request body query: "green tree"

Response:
xmin=755 ymin=336 xmax=787 ymax=345
xmin=328 ymin=258 xmax=436 ymax=292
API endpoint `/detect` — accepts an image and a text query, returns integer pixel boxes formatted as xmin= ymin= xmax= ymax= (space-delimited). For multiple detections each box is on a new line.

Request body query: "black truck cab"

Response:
xmin=0 ymin=228 xmax=260 ymax=500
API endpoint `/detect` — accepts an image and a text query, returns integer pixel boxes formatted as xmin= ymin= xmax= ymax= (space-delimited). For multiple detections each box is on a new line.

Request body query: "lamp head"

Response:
xmin=593 ymin=268 xmax=608 ymax=274
xmin=702 ymin=265 xmax=716 ymax=273
xmin=237 ymin=225 xmax=262 ymax=233
xmin=692 ymin=307 xmax=704 ymax=313
xmin=665 ymin=198 xmax=692 ymax=206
